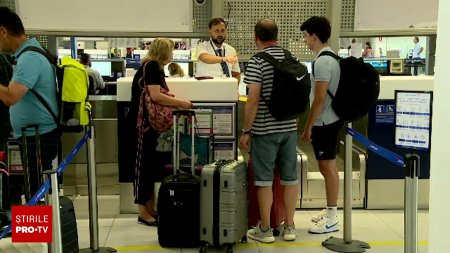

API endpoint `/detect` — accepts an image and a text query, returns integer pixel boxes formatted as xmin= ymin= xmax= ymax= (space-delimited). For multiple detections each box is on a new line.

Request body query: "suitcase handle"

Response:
xmin=20 ymin=124 xmax=42 ymax=202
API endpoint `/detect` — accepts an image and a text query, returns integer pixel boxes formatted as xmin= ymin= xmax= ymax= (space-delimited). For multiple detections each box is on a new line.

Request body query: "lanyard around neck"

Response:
xmin=210 ymin=40 xmax=225 ymax=56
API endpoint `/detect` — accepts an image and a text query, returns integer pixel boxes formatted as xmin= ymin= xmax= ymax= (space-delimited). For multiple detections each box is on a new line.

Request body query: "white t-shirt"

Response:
xmin=413 ymin=43 xmax=423 ymax=58
xmin=196 ymin=40 xmax=240 ymax=77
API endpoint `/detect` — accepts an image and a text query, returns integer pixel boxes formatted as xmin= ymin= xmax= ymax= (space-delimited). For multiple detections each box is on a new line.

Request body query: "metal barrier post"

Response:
xmin=323 ymin=123 xmax=370 ymax=252
xmin=404 ymin=154 xmax=420 ymax=253
xmin=80 ymin=120 xmax=117 ymax=253
xmin=43 ymin=170 xmax=62 ymax=253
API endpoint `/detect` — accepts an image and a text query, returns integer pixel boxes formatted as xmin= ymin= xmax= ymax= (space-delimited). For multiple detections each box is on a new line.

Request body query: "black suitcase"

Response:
xmin=20 ymin=125 xmax=79 ymax=252
xmin=157 ymin=110 xmax=201 ymax=248
xmin=59 ymin=196 xmax=79 ymax=253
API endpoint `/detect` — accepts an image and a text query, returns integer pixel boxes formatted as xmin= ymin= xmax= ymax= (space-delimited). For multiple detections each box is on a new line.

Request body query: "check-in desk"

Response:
xmin=117 ymin=77 xmax=239 ymax=213
xmin=366 ymin=76 xmax=433 ymax=209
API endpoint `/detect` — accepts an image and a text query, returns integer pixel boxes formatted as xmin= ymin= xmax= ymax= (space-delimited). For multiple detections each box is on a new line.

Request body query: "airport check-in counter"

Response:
xmin=366 ymin=76 xmax=433 ymax=209
xmin=299 ymin=76 xmax=433 ymax=210
xmin=117 ymin=77 xmax=239 ymax=213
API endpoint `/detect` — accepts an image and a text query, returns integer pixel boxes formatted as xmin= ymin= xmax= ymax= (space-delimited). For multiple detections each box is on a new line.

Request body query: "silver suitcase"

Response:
xmin=199 ymin=160 xmax=247 ymax=252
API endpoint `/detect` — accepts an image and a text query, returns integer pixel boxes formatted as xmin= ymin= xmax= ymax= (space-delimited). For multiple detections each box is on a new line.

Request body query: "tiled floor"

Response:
xmin=75 ymin=196 xmax=429 ymax=253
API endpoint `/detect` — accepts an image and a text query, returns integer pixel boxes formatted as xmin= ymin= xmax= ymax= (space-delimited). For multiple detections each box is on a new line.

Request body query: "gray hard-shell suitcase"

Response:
xmin=199 ymin=160 xmax=248 ymax=253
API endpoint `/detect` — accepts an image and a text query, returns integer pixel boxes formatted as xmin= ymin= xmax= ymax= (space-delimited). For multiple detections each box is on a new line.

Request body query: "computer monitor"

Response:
xmin=111 ymin=60 xmax=126 ymax=78
xmin=365 ymin=60 xmax=388 ymax=75
xmin=164 ymin=62 xmax=190 ymax=77
xmin=91 ymin=61 xmax=112 ymax=77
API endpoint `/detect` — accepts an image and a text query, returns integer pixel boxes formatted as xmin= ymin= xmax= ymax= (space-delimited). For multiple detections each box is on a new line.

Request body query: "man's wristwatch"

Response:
xmin=242 ymin=129 xmax=251 ymax=135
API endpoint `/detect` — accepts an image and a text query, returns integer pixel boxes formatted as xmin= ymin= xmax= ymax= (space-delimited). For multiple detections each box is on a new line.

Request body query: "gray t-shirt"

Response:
xmin=311 ymin=47 xmax=341 ymax=126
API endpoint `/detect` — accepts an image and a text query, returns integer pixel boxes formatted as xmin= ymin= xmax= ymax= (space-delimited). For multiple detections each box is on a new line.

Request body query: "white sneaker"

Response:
xmin=308 ymin=217 xmax=339 ymax=234
xmin=282 ymin=226 xmax=297 ymax=241
xmin=311 ymin=209 xmax=327 ymax=223
xmin=247 ymin=222 xmax=275 ymax=243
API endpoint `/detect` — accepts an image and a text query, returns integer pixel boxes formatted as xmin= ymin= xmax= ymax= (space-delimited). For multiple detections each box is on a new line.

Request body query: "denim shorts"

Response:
xmin=250 ymin=131 xmax=298 ymax=187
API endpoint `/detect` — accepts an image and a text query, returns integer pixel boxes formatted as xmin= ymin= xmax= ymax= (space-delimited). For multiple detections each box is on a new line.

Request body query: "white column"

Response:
xmin=429 ymin=0 xmax=450 ymax=252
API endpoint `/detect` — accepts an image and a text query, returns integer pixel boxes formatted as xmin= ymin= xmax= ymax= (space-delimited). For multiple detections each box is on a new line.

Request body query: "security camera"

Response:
xmin=194 ymin=0 xmax=206 ymax=6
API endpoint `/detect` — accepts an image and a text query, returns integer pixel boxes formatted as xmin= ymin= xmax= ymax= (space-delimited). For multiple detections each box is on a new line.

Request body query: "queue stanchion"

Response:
xmin=80 ymin=114 xmax=117 ymax=253
xmin=322 ymin=123 xmax=370 ymax=252
xmin=404 ymin=154 xmax=420 ymax=253
xmin=43 ymin=170 xmax=63 ymax=253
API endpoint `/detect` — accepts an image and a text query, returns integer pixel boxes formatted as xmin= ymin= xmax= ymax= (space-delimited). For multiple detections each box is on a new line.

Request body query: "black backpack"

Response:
xmin=255 ymin=50 xmax=311 ymax=121
xmin=315 ymin=51 xmax=380 ymax=121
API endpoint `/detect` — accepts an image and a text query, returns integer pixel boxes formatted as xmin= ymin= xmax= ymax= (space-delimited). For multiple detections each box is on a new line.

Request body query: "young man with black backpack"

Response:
xmin=0 ymin=7 xmax=60 ymax=196
xmin=240 ymin=18 xmax=301 ymax=243
xmin=300 ymin=16 xmax=343 ymax=234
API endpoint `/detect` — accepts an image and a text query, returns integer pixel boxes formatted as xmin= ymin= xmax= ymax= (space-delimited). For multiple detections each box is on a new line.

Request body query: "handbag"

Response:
xmin=139 ymin=61 xmax=176 ymax=133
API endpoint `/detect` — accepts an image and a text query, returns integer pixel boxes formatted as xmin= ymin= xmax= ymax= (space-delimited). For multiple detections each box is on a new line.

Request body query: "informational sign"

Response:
xmin=375 ymin=104 xmax=395 ymax=124
xmin=7 ymin=140 xmax=23 ymax=173
xmin=213 ymin=141 xmax=236 ymax=160
xmin=394 ymin=91 xmax=432 ymax=151
xmin=193 ymin=103 xmax=236 ymax=139
xmin=193 ymin=109 xmax=213 ymax=136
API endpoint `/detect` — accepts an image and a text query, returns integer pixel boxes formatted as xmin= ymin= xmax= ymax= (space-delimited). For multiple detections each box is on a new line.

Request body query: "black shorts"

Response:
xmin=311 ymin=120 xmax=344 ymax=160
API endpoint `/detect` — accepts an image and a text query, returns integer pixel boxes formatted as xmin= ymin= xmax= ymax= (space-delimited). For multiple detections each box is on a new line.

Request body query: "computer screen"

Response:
xmin=91 ymin=61 xmax=112 ymax=77
xmin=365 ymin=60 xmax=388 ymax=75
xmin=164 ymin=62 xmax=190 ymax=77
xmin=111 ymin=60 xmax=125 ymax=78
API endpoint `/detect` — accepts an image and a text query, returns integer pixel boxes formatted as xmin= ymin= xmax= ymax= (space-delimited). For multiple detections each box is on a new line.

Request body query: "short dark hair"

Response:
xmin=0 ymin=7 xmax=25 ymax=36
xmin=414 ymin=36 xmax=419 ymax=42
xmin=254 ymin=18 xmax=278 ymax=42
xmin=208 ymin=18 xmax=226 ymax=29
xmin=300 ymin=16 xmax=331 ymax=43
xmin=79 ymin=53 xmax=90 ymax=65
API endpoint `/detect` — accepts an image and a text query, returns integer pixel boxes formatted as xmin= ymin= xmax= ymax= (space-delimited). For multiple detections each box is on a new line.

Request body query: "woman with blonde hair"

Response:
xmin=168 ymin=62 xmax=185 ymax=77
xmin=127 ymin=38 xmax=192 ymax=226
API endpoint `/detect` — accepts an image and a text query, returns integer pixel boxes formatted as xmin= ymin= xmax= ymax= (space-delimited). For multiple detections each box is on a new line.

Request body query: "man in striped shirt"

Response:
xmin=240 ymin=18 xmax=299 ymax=243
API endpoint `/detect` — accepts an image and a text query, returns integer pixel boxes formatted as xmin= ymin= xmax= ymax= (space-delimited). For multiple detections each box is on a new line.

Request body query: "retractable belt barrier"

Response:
xmin=0 ymin=131 xmax=91 ymax=240
xmin=346 ymin=127 xmax=405 ymax=168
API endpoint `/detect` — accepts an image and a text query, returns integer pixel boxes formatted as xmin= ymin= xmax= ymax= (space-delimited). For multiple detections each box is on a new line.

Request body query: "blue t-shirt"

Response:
xmin=10 ymin=38 xmax=58 ymax=137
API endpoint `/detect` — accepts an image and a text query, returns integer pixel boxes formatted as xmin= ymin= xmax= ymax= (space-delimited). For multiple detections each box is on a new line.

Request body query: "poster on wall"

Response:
xmin=375 ymin=104 xmax=395 ymax=124
xmin=213 ymin=141 xmax=236 ymax=161
xmin=193 ymin=103 xmax=236 ymax=139
xmin=193 ymin=109 xmax=213 ymax=136
xmin=394 ymin=91 xmax=432 ymax=151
